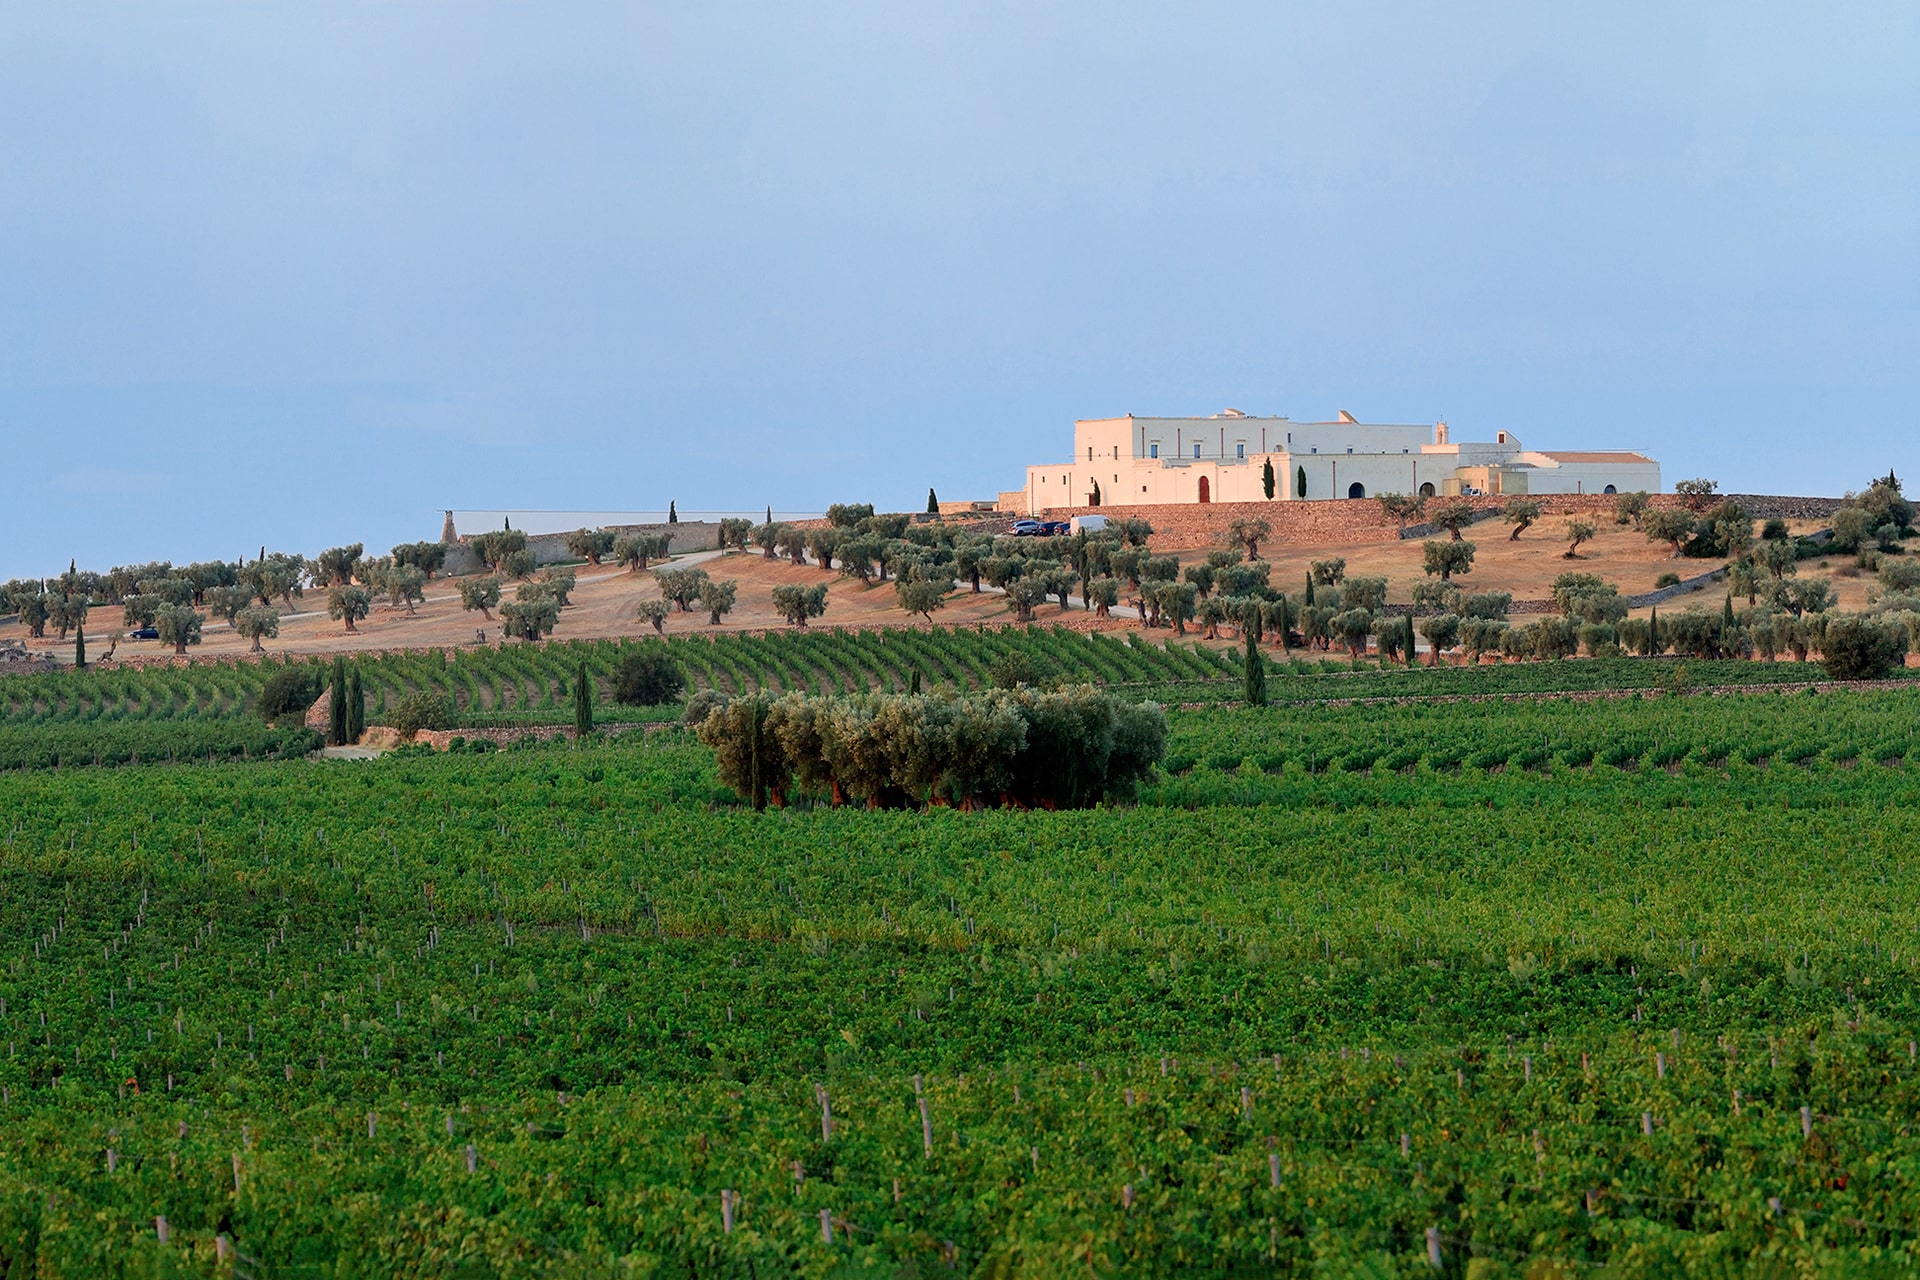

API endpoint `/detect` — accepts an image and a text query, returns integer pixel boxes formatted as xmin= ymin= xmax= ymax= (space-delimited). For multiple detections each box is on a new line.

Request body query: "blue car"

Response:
xmin=129 ymin=626 xmax=159 ymax=640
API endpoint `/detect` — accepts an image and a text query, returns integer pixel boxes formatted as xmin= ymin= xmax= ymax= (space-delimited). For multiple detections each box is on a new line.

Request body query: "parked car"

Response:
xmin=128 ymin=626 xmax=159 ymax=640
xmin=1042 ymin=521 xmax=1071 ymax=536
xmin=1011 ymin=519 xmax=1044 ymax=536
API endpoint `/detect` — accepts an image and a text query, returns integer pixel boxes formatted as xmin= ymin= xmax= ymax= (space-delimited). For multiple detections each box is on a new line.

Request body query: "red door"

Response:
xmin=1198 ymin=476 xmax=1210 ymax=503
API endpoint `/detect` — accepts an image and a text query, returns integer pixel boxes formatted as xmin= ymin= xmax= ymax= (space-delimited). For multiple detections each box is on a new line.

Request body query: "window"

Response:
xmin=1236 ymin=443 xmax=1245 ymax=459
xmin=1287 ymin=432 xmax=1292 ymax=444
xmin=1348 ymin=482 xmax=1366 ymax=499
xmin=1310 ymin=447 xmax=1317 ymax=454
xmin=1604 ymin=484 xmax=1617 ymax=494
xmin=1113 ymin=446 xmax=1119 ymax=459
xmin=1149 ymin=444 xmax=1158 ymax=459
xmin=1193 ymin=443 xmax=1201 ymax=459
xmin=1497 ymin=432 xmax=1508 ymax=444
xmin=1346 ymin=447 xmax=1353 ymax=455
xmin=1088 ymin=447 xmax=1093 ymax=461
xmin=1060 ymin=475 xmax=1066 ymax=486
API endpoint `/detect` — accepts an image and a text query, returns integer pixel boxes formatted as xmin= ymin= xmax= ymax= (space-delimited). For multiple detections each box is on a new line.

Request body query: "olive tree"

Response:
xmin=771 ymin=583 xmax=829 ymax=627
xmin=307 ymin=544 xmax=364 ymax=587
xmin=1376 ymin=493 xmax=1426 ymax=533
xmin=154 ymin=604 xmax=204 ymax=655
xmin=1422 ymin=539 xmax=1476 ymax=581
xmin=614 ymin=533 xmax=671 ymax=573
xmin=1563 ymin=519 xmax=1597 ymax=559
xmin=1418 ymin=613 xmax=1460 ymax=666
xmin=1643 ymin=507 xmax=1695 ymax=557
xmin=234 ymin=605 xmax=280 ymax=653
xmin=653 ymin=566 xmax=710 ymax=613
xmin=636 ymin=599 xmax=670 ymax=635
xmin=565 ymin=528 xmax=616 ymax=564
xmin=500 ymin=589 xmax=560 ymax=642
xmin=1428 ymin=499 xmax=1477 ymax=541
xmin=894 ymin=578 xmax=945 ymax=621
xmin=327 ymin=585 xmax=372 ymax=633
xmin=699 ymin=579 xmax=738 ymax=625
xmin=1613 ymin=490 xmax=1650 ymax=529
xmin=122 ymin=594 xmax=161 ymax=629
xmin=383 ymin=564 xmax=427 ymax=614
xmin=718 ymin=517 xmax=754 ymax=551
xmin=1225 ymin=516 xmax=1271 ymax=558
xmin=1502 ymin=498 xmax=1542 ymax=541
xmin=458 ymin=575 xmax=502 ymax=622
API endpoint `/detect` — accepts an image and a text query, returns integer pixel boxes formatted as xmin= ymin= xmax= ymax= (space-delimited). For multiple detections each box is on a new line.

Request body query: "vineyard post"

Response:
xmin=155 ymin=1216 xmax=170 ymax=1245
xmin=1425 ymin=1226 xmax=1441 ymax=1269
xmin=819 ymin=1208 xmax=833 ymax=1244
xmin=919 ymin=1096 xmax=933 ymax=1157
xmin=722 ymin=1190 xmax=735 ymax=1233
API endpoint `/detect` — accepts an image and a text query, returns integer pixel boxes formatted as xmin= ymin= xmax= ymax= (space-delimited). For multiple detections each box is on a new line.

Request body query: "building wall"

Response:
xmin=1017 ymin=414 xmax=1659 ymax=513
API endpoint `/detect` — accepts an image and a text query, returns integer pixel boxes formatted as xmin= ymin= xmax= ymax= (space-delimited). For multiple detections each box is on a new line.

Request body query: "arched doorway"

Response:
xmin=1198 ymin=476 xmax=1210 ymax=503
xmin=1419 ymin=481 xmax=1435 ymax=497
xmin=1603 ymin=484 xmax=1617 ymax=494
xmin=1347 ymin=482 xmax=1366 ymax=499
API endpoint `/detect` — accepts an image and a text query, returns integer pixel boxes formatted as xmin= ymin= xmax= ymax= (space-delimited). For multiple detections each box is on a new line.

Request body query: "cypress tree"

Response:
xmin=346 ymin=666 xmax=365 ymax=742
xmin=574 ymin=659 xmax=593 ymax=737
xmin=1647 ymin=607 xmax=1659 ymax=657
xmin=1405 ymin=615 xmax=1418 ymax=666
xmin=1304 ymin=574 xmax=1315 ymax=607
xmin=1296 ymin=465 xmax=1307 ymax=499
xmin=1262 ymin=457 xmax=1276 ymax=500
xmin=328 ymin=657 xmax=347 ymax=745
xmin=926 ymin=488 xmax=939 ymax=515
xmin=908 ymin=668 xmax=922 ymax=694
xmin=766 ymin=504 xmax=772 ymax=524
xmin=1243 ymin=626 xmax=1267 ymax=707
xmin=669 ymin=501 xmax=678 ymax=524
xmin=74 ymin=622 xmax=85 ymax=670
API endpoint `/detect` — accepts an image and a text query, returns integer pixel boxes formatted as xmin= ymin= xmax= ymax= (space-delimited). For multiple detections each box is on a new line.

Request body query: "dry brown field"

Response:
xmin=0 ymin=497 xmax=1887 ymax=668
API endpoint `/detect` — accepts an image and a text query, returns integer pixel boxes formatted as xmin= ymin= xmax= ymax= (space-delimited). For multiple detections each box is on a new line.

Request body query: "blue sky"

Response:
xmin=3 ymin=3 xmax=1914 ymax=577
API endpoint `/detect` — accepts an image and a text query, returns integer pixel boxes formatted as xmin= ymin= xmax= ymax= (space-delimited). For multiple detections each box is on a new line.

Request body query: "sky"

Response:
xmin=2 ymin=2 xmax=1915 ymax=577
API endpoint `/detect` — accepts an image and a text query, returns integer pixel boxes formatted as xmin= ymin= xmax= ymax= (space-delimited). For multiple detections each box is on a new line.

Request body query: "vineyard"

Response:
xmin=2 ymin=682 xmax=1920 ymax=1273
xmin=3 ymin=625 xmax=1916 ymax=773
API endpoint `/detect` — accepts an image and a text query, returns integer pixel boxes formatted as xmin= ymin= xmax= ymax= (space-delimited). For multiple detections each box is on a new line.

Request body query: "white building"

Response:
xmin=1008 ymin=410 xmax=1660 ymax=514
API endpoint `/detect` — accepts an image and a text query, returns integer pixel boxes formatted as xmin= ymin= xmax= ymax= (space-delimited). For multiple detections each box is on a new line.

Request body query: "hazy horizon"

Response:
xmin=4 ymin=2 xmax=1914 ymax=579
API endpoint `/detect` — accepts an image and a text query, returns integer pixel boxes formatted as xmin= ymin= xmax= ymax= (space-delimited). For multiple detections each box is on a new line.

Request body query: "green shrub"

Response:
xmin=390 ymin=691 xmax=454 ymax=739
xmin=613 ymin=646 xmax=686 ymax=706
xmin=988 ymin=651 xmax=1051 ymax=689
xmin=1654 ymin=572 xmax=1681 ymax=589
xmin=258 ymin=667 xmax=321 ymax=722
xmin=1821 ymin=616 xmax=1908 ymax=681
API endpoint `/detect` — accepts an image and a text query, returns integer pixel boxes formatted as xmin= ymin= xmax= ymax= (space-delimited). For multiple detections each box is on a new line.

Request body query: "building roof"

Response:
xmin=1539 ymin=450 xmax=1655 ymax=465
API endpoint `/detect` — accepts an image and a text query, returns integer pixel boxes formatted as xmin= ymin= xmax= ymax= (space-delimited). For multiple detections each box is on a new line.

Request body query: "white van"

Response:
xmin=1070 ymin=514 xmax=1109 ymax=535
